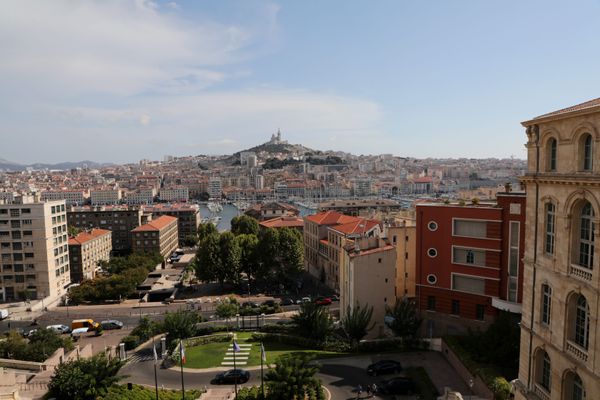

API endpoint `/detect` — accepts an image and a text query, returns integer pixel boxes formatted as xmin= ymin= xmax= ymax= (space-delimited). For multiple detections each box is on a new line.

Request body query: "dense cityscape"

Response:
xmin=2 ymin=2 xmax=599 ymax=400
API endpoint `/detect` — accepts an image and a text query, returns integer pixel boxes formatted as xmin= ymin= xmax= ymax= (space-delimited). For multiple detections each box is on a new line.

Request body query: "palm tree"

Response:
xmin=266 ymin=354 xmax=325 ymax=400
xmin=385 ymin=298 xmax=422 ymax=338
xmin=291 ymin=302 xmax=333 ymax=342
xmin=341 ymin=302 xmax=375 ymax=348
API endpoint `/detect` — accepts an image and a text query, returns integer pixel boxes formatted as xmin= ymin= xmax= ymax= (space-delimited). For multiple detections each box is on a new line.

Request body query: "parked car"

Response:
xmin=367 ymin=359 xmax=403 ymax=376
xmin=46 ymin=324 xmax=71 ymax=334
xmin=297 ymin=296 xmax=311 ymax=304
xmin=377 ymin=377 xmax=416 ymax=395
xmin=22 ymin=329 xmax=37 ymax=338
xmin=281 ymin=298 xmax=294 ymax=306
xmin=0 ymin=309 xmax=9 ymax=320
xmin=71 ymin=319 xmax=100 ymax=331
xmin=315 ymin=297 xmax=332 ymax=306
xmin=100 ymin=320 xmax=124 ymax=330
xmin=214 ymin=369 xmax=250 ymax=384
xmin=241 ymin=301 xmax=259 ymax=309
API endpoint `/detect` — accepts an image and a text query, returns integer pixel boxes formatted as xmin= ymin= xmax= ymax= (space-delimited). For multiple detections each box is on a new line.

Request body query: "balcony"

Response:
xmin=566 ymin=340 xmax=588 ymax=362
xmin=533 ymin=384 xmax=550 ymax=400
xmin=491 ymin=297 xmax=522 ymax=314
xmin=568 ymin=264 xmax=593 ymax=282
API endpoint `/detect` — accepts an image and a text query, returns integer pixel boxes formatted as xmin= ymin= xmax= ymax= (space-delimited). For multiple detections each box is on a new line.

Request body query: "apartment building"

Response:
xmin=208 ymin=177 xmax=222 ymax=199
xmin=68 ymin=228 xmax=111 ymax=283
xmin=41 ymin=190 xmax=86 ymax=205
xmin=90 ymin=189 xmax=121 ymax=205
xmin=0 ymin=197 xmax=70 ymax=305
xmin=245 ymin=202 xmax=299 ymax=221
xmin=340 ymin=236 xmax=396 ymax=338
xmin=142 ymin=203 xmax=200 ymax=245
xmin=318 ymin=199 xmax=404 ymax=217
xmin=125 ymin=188 xmax=155 ymax=205
xmin=159 ymin=186 xmax=189 ymax=202
xmin=415 ymin=192 xmax=526 ymax=336
xmin=515 ymin=98 xmax=600 ymax=399
xmin=131 ymin=215 xmax=178 ymax=258
xmin=67 ymin=206 xmax=143 ymax=255
xmin=385 ymin=218 xmax=417 ymax=299
xmin=259 ymin=216 xmax=304 ymax=232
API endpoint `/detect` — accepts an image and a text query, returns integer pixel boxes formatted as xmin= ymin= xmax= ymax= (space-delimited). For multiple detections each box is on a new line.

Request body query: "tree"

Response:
xmin=219 ymin=232 xmax=242 ymax=285
xmin=197 ymin=223 xmax=218 ymax=242
xmin=385 ymin=298 xmax=422 ymax=338
xmin=291 ymin=302 xmax=333 ymax=342
xmin=265 ymin=354 xmax=325 ymax=400
xmin=194 ymin=233 xmax=222 ymax=283
xmin=256 ymin=228 xmax=280 ymax=282
xmin=234 ymin=234 xmax=259 ymax=280
xmin=231 ymin=215 xmax=260 ymax=236
xmin=490 ymin=377 xmax=512 ymax=400
xmin=277 ymin=228 xmax=304 ymax=284
xmin=47 ymin=353 xmax=124 ymax=400
xmin=162 ymin=310 xmax=201 ymax=343
xmin=341 ymin=302 xmax=375 ymax=347
xmin=215 ymin=301 xmax=239 ymax=319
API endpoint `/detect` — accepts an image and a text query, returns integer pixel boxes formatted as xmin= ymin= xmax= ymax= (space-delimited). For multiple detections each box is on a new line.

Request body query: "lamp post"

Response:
xmin=468 ymin=378 xmax=474 ymax=400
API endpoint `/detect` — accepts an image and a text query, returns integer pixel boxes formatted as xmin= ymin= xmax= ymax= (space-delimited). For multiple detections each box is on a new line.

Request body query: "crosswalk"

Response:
xmin=127 ymin=347 xmax=155 ymax=364
xmin=221 ymin=343 xmax=252 ymax=366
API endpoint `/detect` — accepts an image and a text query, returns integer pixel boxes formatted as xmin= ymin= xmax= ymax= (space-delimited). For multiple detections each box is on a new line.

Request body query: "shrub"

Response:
xmin=122 ymin=335 xmax=140 ymax=351
xmin=490 ymin=377 xmax=512 ymax=400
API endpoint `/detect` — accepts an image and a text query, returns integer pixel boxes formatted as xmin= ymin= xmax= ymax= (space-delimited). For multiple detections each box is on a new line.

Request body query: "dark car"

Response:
xmin=100 ymin=320 xmax=124 ymax=330
xmin=215 ymin=369 xmax=250 ymax=384
xmin=315 ymin=297 xmax=332 ymax=306
xmin=367 ymin=360 xmax=402 ymax=376
xmin=281 ymin=298 xmax=294 ymax=306
xmin=241 ymin=301 xmax=259 ymax=309
xmin=377 ymin=377 xmax=416 ymax=395
xmin=261 ymin=299 xmax=278 ymax=307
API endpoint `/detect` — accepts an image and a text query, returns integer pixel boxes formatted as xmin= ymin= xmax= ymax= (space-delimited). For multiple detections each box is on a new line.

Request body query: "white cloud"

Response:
xmin=139 ymin=114 xmax=151 ymax=126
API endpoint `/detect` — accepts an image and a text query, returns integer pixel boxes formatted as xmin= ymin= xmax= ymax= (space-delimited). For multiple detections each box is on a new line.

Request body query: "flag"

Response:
xmin=153 ymin=345 xmax=158 ymax=362
xmin=180 ymin=341 xmax=186 ymax=364
xmin=260 ymin=343 xmax=267 ymax=363
xmin=233 ymin=340 xmax=241 ymax=353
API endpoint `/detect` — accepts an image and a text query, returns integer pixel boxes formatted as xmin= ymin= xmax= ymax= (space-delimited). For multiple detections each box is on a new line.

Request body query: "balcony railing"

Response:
xmin=569 ymin=264 xmax=593 ymax=282
xmin=533 ymin=384 xmax=551 ymax=400
xmin=566 ymin=340 xmax=589 ymax=362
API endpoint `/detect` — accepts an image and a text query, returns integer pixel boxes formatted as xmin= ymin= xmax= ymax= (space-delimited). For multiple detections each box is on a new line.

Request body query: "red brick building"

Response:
xmin=415 ymin=192 xmax=526 ymax=336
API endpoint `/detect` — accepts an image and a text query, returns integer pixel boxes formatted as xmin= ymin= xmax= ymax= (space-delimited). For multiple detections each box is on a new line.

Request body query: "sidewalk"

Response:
xmin=201 ymin=388 xmax=234 ymax=400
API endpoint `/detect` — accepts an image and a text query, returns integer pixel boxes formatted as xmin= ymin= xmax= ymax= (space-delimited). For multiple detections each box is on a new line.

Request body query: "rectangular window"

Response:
xmin=427 ymin=296 xmax=436 ymax=311
xmin=476 ymin=304 xmax=485 ymax=321
xmin=10 ymin=220 xmax=20 ymax=228
xmin=452 ymin=300 xmax=460 ymax=315
xmin=545 ymin=204 xmax=555 ymax=255
xmin=508 ymin=221 xmax=520 ymax=301
xmin=453 ymin=219 xmax=487 ymax=238
xmin=452 ymin=274 xmax=486 ymax=295
xmin=453 ymin=247 xmax=486 ymax=267
xmin=541 ymin=284 xmax=551 ymax=326
xmin=10 ymin=209 xmax=20 ymax=218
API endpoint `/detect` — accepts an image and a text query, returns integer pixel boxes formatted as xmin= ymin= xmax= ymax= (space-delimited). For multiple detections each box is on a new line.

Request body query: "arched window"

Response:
xmin=541 ymin=284 xmax=551 ymax=326
xmin=545 ymin=203 xmax=556 ymax=255
xmin=548 ymin=138 xmax=557 ymax=171
xmin=573 ymin=374 xmax=585 ymax=400
xmin=575 ymin=295 xmax=590 ymax=349
xmin=538 ymin=350 xmax=552 ymax=392
xmin=578 ymin=202 xmax=594 ymax=269
xmin=582 ymin=134 xmax=593 ymax=171
xmin=563 ymin=371 xmax=586 ymax=400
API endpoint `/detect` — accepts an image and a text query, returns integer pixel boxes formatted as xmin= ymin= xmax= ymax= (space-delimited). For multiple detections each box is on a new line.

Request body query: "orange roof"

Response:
xmin=304 ymin=210 xmax=360 ymax=226
xmin=534 ymin=97 xmax=600 ymax=120
xmin=330 ymin=219 xmax=380 ymax=236
xmin=132 ymin=215 xmax=177 ymax=232
xmin=68 ymin=228 xmax=111 ymax=245
xmin=260 ymin=216 xmax=304 ymax=229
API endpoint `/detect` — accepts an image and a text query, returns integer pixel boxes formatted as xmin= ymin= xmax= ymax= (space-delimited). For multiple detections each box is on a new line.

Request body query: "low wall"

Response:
xmin=440 ymin=339 xmax=493 ymax=400
xmin=0 ymin=358 xmax=43 ymax=372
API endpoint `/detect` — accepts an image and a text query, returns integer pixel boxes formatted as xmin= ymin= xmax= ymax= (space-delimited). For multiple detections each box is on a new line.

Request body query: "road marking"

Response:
xmin=223 ymin=357 xmax=249 ymax=360
xmin=221 ymin=361 xmax=247 ymax=365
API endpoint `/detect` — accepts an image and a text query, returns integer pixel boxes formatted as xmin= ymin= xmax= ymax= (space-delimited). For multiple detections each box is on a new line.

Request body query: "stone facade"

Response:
xmin=516 ymin=98 xmax=600 ymax=400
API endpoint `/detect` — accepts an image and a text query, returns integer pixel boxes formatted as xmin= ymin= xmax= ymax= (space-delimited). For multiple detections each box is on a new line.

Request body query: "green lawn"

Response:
xmin=182 ymin=332 xmax=347 ymax=369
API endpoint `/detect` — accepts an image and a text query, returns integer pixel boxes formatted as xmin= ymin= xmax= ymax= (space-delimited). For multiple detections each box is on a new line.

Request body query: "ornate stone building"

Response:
xmin=516 ymin=98 xmax=600 ymax=400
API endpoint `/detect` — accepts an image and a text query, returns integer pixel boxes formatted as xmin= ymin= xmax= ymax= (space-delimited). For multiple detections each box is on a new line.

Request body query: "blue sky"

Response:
xmin=2 ymin=0 xmax=600 ymax=164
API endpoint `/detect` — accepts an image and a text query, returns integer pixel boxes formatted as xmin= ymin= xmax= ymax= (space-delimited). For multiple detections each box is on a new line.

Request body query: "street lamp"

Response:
xmin=468 ymin=378 xmax=474 ymax=400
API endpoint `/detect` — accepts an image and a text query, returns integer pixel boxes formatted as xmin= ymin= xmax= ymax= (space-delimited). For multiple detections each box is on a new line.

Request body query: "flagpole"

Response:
xmin=153 ymin=337 xmax=159 ymax=400
xmin=179 ymin=339 xmax=185 ymax=400
xmin=233 ymin=339 xmax=238 ymax=398
xmin=260 ymin=342 xmax=264 ymax=399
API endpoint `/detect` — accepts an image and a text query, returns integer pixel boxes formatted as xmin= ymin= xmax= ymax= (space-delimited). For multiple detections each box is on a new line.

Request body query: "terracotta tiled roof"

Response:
xmin=68 ymin=228 xmax=111 ymax=245
xmin=330 ymin=219 xmax=380 ymax=235
xmin=304 ymin=210 xmax=360 ymax=225
xmin=259 ymin=216 xmax=304 ymax=229
xmin=535 ymin=97 xmax=600 ymax=119
xmin=132 ymin=215 xmax=177 ymax=232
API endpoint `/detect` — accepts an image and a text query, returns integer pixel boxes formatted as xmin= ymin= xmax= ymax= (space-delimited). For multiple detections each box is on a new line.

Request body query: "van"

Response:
xmin=71 ymin=319 xmax=100 ymax=331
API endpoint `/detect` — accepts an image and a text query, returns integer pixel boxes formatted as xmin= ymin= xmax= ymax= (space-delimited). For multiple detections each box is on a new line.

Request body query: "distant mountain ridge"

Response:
xmin=225 ymin=136 xmax=317 ymax=165
xmin=0 ymin=159 xmax=112 ymax=171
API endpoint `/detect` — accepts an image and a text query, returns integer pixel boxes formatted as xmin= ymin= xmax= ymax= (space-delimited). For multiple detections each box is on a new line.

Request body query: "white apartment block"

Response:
xmin=254 ymin=175 xmax=265 ymax=189
xmin=90 ymin=189 xmax=121 ymax=205
xmin=126 ymin=188 xmax=156 ymax=205
xmin=159 ymin=187 xmax=189 ymax=202
xmin=0 ymin=197 xmax=71 ymax=305
xmin=41 ymin=190 xmax=86 ymax=205
xmin=352 ymin=178 xmax=373 ymax=197
xmin=209 ymin=177 xmax=222 ymax=199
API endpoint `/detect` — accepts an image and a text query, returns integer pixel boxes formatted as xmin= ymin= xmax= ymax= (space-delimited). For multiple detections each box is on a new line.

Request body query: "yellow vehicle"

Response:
xmin=71 ymin=319 xmax=100 ymax=331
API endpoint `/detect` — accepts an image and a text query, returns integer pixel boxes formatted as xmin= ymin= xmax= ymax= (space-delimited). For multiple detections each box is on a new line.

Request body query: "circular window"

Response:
xmin=427 ymin=248 xmax=438 ymax=258
xmin=427 ymin=274 xmax=437 ymax=285
xmin=428 ymin=221 xmax=438 ymax=231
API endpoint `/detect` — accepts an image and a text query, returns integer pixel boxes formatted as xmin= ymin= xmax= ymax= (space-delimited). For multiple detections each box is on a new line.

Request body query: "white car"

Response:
xmin=47 ymin=324 xmax=71 ymax=334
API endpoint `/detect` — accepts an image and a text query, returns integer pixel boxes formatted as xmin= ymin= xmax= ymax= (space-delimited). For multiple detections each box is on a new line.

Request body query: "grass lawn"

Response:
xmin=182 ymin=331 xmax=348 ymax=369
